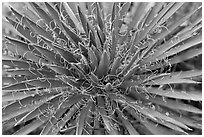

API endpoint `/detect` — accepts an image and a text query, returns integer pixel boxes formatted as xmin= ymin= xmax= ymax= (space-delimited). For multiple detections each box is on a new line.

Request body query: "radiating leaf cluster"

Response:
xmin=2 ymin=2 xmax=202 ymax=135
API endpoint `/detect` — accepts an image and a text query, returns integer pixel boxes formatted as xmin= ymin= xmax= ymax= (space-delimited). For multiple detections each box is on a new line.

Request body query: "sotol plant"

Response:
xmin=2 ymin=2 xmax=202 ymax=135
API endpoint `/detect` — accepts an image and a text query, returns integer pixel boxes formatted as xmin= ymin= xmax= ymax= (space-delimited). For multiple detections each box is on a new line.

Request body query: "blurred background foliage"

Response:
xmin=2 ymin=2 xmax=202 ymax=135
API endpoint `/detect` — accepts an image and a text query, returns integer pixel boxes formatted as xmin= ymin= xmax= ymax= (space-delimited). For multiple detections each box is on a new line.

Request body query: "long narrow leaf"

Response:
xmin=116 ymin=109 xmax=139 ymax=135
xmin=146 ymin=87 xmax=202 ymax=101
xmin=61 ymin=22 xmax=83 ymax=46
xmin=49 ymin=105 xmax=78 ymax=134
xmin=156 ymin=34 xmax=202 ymax=61
xmin=62 ymin=2 xmax=83 ymax=32
xmin=96 ymin=50 xmax=110 ymax=78
xmin=13 ymin=114 xmax=49 ymax=135
xmin=130 ymin=88 xmax=202 ymax=113
xmin=3 ymin=91 xmax=37 ymax=102
xmin=6 ymin=17 xmax=38 ymax=43
xmin=76 ymin=101 xmax=92 ymax=135
xmin=42 ymin=37 xmax=79 ymax=63
xmin=14 ymin=93 xmax=62 ymax=126
xmin=30 ymin=2 xmax=52 ymax=26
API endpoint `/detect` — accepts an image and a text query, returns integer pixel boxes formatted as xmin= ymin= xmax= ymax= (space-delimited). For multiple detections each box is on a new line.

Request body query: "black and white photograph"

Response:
xmin=2 ymin=2 xmax=202 ymax=135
